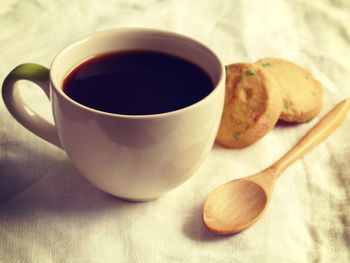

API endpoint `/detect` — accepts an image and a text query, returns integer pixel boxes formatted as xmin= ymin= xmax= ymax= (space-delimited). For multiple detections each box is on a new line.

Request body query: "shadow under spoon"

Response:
xmin=202 ymin=98 xmax=350 ymax=235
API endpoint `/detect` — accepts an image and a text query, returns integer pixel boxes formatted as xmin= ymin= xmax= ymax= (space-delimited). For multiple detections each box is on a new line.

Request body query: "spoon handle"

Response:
xmin=271 ymin=98 xmax=350 ymax=176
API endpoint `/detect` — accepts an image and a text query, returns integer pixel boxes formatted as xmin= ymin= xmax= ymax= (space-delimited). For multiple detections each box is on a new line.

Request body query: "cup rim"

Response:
xmin=50 ymin=27 xmax=225 ymax=119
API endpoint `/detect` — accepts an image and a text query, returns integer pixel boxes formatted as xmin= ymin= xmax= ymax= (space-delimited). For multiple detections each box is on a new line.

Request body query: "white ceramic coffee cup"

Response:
xmin=2 ymin=28 xmax=225 ymax=201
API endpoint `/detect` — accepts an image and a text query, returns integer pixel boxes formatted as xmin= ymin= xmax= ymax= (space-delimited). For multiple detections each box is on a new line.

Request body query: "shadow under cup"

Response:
xmin=50 ymin=28 xmax=225 ymax=201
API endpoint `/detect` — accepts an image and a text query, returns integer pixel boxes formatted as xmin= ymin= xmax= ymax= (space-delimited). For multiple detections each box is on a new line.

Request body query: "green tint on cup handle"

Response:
xmin=2 ymin=63 xmax=62 ymax=148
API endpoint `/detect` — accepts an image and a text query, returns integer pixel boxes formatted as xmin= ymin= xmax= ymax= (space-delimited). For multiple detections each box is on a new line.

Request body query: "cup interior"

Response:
xmin=52 ymin=28 xmax=223 ymax=91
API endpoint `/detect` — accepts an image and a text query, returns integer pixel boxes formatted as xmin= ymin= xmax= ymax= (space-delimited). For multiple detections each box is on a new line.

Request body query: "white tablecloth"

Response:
xmin=1 ymin=0 xmax=350 ymax=262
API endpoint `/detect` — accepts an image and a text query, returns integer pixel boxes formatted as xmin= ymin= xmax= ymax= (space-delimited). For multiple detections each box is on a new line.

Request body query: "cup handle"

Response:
xmin=2 ymin=63 xmax=62 ymax=149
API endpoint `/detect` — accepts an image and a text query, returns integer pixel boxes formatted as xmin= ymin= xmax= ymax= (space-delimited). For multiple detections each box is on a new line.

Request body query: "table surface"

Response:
xmin=1 ymin=0 xmax=350 ymax=262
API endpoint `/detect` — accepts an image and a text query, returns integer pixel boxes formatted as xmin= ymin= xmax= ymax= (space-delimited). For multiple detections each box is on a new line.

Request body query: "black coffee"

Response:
xmin=63 ymin=50 xmax=214 ymax=115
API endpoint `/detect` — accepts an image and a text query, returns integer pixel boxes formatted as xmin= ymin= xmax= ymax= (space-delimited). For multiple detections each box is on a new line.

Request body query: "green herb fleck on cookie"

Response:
xmin=248 ymin=69 xmax=254 ymax=76
xmin=283 ymin=104 xmax=289 ymax=110
xmin=233 ymin=133 xmax=239 ymax=140
xmin=262 ymin=62 xmax=271 ymax=67
xmin=305 ymin=75 xmax=310 ymax=80
xmin=287 ymin=115 xmax=293 ymax=120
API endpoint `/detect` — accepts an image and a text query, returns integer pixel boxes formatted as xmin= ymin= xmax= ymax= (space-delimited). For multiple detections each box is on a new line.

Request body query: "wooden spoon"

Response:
xmin=203 ymin=98 xmax=350 ymax=235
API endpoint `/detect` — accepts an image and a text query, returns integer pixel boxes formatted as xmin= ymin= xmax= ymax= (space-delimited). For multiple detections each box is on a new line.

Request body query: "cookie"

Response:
xmin=215 ymin=63 xmax=282 ymax=148
xmin=255 ymin=58 xmax=323 ymax=123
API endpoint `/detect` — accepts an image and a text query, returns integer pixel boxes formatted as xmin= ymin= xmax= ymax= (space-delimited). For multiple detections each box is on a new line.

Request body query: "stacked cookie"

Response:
xmin=216 ymin=58 xmax=323 ymax=148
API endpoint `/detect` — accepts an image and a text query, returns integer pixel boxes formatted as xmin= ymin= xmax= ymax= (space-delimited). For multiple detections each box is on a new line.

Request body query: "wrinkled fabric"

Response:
xmin=1 ymin=0 xmax=350 ymax=262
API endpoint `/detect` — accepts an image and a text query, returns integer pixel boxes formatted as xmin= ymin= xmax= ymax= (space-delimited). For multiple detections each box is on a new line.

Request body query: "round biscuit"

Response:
xmin=215 ymin=63 xmax=282 ymax=148
xmin=255 ymin=58 xmax=323 ymax=123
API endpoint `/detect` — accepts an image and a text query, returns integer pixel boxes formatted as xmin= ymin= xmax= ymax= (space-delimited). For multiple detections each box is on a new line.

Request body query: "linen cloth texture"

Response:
xmin=1 ymin=0 xmax=350 ymax=262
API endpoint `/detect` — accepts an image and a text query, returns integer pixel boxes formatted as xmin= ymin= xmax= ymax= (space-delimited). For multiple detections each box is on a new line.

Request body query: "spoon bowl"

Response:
xmin=203 ymin=98 xmax=350 ymax=235
xmin=203 ymin=178 xmax=268 ymax=234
